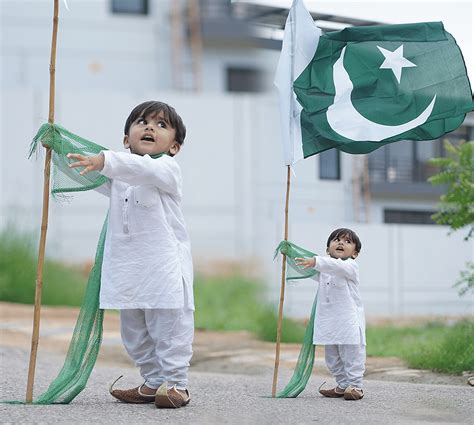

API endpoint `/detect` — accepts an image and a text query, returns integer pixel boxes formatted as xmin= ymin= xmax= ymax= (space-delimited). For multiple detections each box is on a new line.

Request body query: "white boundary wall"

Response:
xmin=1 ymin=89 xmax=472 ymax=318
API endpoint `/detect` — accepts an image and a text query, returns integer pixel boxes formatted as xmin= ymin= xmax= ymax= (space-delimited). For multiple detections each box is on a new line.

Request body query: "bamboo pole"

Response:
xmin=272 ymin=165 xmax=291 ymax=397
xmin=26 ymin=0 xmax=59 ymax=403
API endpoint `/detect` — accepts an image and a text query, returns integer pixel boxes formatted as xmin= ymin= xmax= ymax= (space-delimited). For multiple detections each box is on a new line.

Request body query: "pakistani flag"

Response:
xmin=274 ymin=0 xmax=473 ymax=163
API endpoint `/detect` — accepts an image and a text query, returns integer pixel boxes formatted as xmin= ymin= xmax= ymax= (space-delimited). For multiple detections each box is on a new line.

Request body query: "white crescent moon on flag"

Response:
xmin=326 ymin=46 xmax=436 ymax=141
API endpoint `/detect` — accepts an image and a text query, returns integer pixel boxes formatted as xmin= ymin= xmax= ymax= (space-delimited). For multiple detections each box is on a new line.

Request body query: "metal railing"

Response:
xmin=368 ymin=157 xmax=439 ymax=184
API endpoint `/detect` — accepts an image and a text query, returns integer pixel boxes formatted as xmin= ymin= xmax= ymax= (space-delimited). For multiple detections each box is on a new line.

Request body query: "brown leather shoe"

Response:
xmin=318 ymin=382 xmax=345 ymax=398
xmin=109 ymin=376 xmax=156 ymax=404
xmin=344 ymin=385 xmax=364 ymax=400
xmin=155 ymin=382 xmax=191 ymax=408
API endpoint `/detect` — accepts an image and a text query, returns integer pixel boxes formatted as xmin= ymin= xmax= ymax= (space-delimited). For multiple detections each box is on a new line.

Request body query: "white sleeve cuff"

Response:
xmin=99 ymin=150 xmax=113 ymax=178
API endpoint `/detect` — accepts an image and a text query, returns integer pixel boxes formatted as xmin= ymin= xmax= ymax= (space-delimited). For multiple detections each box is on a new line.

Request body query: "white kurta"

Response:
xmin=313 ymin=256 xmax=366 ymax=345
xmin=97 ymin=151 xmax=194 ymax=310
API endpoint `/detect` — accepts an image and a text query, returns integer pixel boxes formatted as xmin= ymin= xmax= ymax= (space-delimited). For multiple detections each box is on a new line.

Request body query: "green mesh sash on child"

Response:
xmin=273 ymin=240 xmax=320 ymax=398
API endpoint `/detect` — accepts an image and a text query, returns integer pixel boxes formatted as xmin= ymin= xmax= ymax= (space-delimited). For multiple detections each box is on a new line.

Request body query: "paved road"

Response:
xmin=1 ymin=346 xmax=472 ymax=424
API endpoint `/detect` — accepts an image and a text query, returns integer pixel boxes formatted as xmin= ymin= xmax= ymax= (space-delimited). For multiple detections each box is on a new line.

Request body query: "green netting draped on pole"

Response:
xmin=30 ymin=123 xmax=109 ymax=197
xmin=273 ymin=241 xmax=319 ymax=398
xmin=35 ymin=219 xmax=106 ymax=404
xmin=7 ymin=123 xmax=110 ymax=404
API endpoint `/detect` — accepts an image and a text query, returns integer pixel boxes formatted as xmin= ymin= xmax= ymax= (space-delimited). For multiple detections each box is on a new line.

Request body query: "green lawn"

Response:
xmin=0 ymin=230 xmax=87 ymax=306
xmin=367 ymin=320 xmax=474 ymax=374
xmin=193 ymin=274 xmax=306 ymax=343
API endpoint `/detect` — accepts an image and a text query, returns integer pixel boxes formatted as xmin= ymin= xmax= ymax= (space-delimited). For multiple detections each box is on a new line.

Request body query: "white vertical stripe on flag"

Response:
xmin=274 ymin=0 xmax=322 ymax=166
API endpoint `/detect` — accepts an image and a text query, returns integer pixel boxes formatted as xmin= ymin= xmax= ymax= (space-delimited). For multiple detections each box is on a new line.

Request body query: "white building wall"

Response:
xmin=1 ymin=0 xmax=272 ymax=94
xmin=1 ymin=1 xmax=472 ymax=318
xmin=2 ymin=0 xmax=170 ymax=91
xmin=1 ymin=89 xmax=472 ymax=318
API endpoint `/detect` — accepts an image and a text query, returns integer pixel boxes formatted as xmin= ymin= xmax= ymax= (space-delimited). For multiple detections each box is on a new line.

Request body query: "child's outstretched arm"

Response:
xmin=100 ymin=151 xmax=181 ymax=196
xmin=296 ymin=256 xmax=358 ymax=281
xmin=68 ymin=151 xmax=181 ymax=196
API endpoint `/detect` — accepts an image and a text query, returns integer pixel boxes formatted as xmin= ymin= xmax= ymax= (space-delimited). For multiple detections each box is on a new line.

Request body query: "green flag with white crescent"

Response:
xmin=274 ymin=0 xmax=474 ymax=162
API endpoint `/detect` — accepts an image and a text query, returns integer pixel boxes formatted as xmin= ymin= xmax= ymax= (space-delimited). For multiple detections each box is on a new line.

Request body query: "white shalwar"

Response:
xmin=98 ymin=151 xmax=194 ymax=388
xmin=313 ymin=256 xmax=366 ymax=389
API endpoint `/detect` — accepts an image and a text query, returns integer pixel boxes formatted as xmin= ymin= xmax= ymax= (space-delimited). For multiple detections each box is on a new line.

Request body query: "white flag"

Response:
xmin=274 ymin=0 xmax=321 ymax=166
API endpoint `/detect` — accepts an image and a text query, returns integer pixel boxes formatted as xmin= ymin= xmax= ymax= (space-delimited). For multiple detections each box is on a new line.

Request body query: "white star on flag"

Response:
xmin=377 ymin=44 xmax=416 ymax=83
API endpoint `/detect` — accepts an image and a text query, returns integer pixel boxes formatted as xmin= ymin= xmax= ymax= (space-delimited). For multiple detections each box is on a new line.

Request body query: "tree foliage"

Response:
xmin=429 ymin=140 xmax=474 ymax=239
xmin=429 ymin=140 xmax=474 ymax=296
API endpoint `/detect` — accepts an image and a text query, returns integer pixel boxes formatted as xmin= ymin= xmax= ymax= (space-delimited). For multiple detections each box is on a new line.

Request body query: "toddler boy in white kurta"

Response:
xmin=296 ymin=228 xmax=366 ymax=400
xmin=68 ymin=101 xmax=194 ymax=408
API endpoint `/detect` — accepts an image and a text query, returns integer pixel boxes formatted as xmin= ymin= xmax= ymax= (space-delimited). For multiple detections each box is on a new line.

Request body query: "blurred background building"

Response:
xmin=1 ymin=0 xmax=472 ymax=318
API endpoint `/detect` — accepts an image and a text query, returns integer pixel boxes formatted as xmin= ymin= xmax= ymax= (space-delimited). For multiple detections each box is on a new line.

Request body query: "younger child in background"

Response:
xmin=296 ymin=228 xmax=365 ymax=400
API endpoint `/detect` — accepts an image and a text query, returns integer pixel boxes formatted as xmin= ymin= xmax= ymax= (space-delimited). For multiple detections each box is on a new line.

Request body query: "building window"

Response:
xmin=319 ymin=149 xmax=340 ymax=180
xmin=226 ymin=67 xmax=263 ymax=92
xmin=111 ymin=0 xmax=148 ymax=15
xmin=384 ymin=209 xmax=436 ymax=225
xmin=368 ymin=124 xmax=472 ymax=185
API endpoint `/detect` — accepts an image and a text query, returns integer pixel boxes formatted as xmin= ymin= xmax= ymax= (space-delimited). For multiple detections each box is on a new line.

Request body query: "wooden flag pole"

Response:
xmin=272 ymin=165 xmax=291 ymax=397
xmin=26 ymin=0 xmax=59 ymax=403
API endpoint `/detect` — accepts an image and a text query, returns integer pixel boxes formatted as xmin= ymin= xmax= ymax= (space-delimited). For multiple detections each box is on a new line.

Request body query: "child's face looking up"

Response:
xmin=124 ymin=111 xmax=180 ymax=157
xmin=327 ymin=234 xmax=359 ymax=260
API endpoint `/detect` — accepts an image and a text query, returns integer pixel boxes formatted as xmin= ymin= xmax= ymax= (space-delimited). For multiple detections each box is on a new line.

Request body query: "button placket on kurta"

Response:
xmin=122 ymin=187 xmax=132 ymax=234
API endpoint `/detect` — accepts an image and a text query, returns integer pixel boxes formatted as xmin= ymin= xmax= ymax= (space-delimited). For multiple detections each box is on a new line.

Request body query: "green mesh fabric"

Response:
xmin=30 ymin=123 xmax=109 ymax=198
xmin=274 ymin=240 xmax=319 ymax=281
xmin=35 ymin=219 xmax=106 ymax=404
xmin=274 ymin=241 xmax=319 ymax=398
xmin=13 ymin=124 xmax=109 ymax=404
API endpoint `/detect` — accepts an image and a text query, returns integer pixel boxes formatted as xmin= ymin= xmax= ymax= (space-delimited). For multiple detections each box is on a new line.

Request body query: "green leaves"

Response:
xmin=428 ymin=140 xmax=474 ymax=240
xmin=429 ymin=140 xmax=474 ymax=296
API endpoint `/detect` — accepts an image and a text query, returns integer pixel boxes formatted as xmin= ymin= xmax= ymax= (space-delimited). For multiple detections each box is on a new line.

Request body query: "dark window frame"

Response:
xmin=384 ymin=209 xmax=436 ymax=225
xmin=226 ymin=67 xmax=264 ymax=93
xmin=111 ymin=0 xmax=149 ymax=15
xmin=319 ymin=149 xmax=341 ymax=180
xmin=368 ymin=124 xmax=472 ymax=185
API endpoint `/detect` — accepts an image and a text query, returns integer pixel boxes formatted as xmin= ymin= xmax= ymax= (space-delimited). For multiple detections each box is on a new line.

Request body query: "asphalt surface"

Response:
xmin=1 ymin=346 xmax=473 ymax=425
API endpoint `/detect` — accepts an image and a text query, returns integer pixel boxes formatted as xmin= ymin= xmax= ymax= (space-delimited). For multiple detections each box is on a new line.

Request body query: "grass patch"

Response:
xmin=367 ymin=320 xmax=474 ymax=374
xmin=193 ymin=275 xmax=306 ymax=343
xmin=0 ymin=230 xmax=87 ymax=306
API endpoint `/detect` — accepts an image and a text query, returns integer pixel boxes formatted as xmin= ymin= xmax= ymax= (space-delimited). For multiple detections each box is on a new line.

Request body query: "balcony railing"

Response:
xmin=368 ymin=157 xmax=439 ymax=184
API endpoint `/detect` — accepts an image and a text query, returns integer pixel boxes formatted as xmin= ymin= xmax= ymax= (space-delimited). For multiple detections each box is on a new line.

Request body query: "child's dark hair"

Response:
xmin=124 ymin=100 xmax=186 ymax=145
xmin=327 ymin=228 xmax=362 ymax=253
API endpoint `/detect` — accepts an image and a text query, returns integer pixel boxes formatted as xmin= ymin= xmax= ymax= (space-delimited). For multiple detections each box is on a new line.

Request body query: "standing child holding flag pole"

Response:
xmin=295 ymin=228 xmax=366 ymax=400
xmin=14 ymin=1 xmax=195 ymax=406
xmin=272 ymin=0 xmax=472 ymax=398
